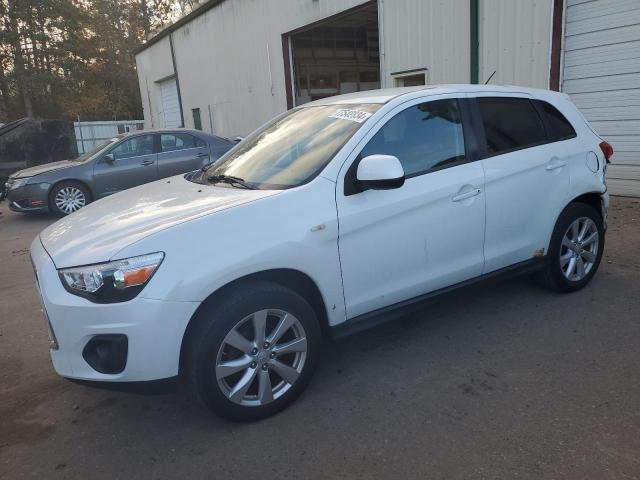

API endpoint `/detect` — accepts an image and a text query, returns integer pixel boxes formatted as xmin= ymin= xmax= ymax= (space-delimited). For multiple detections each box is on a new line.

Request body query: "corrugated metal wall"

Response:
xmin=136 ymin=0 xmax=555 ymax=137
xmin=479 ymin=0 xmax=554 ymax=89
xmin=74 ymin=120 xmax=144 ymax=154
xmin=562 ymin=0 xmax=640 ymax=197
xmin=379 ymin=0 xmax=469 ymax=86
xmin=153 ymin=0 xmax=370 ymax=137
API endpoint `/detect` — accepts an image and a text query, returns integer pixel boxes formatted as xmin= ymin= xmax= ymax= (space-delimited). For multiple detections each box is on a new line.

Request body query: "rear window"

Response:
xmin=535 ymin=100 xmax=577 ymax=141
xmin=477 ymin=97 xmax=546 ymax=155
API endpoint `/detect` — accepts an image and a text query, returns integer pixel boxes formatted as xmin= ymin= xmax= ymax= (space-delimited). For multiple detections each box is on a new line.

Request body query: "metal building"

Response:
xmin=561 ymin=0 xmax=640 ymax=197
xmin=135 ymin=0 xmax=640 ymax=196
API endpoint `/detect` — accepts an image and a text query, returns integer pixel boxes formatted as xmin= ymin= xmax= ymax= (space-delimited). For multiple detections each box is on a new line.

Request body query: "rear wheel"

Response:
xmin=49 ymin=181 xmax=91 ymax=217
xmin=539 ymin=202 xmax=604 ymax=292
xmin=185 ymin=282 xmax=321 ymax=421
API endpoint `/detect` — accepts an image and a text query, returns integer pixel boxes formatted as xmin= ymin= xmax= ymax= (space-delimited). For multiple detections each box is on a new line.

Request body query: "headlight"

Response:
xmin=58 ymin=252 xmax=164 ymax=303
xmin=9 ymin=177 xmax=31 ymax=190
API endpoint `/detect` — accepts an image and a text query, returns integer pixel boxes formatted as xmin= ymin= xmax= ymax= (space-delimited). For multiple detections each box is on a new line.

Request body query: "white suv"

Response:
xmin=31 ymin=85 xmax=611 ymax=420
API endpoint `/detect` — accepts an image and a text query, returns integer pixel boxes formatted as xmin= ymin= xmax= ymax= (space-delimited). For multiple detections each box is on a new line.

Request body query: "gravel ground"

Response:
xmin=1 ymin=197 xmax=639 ymax=479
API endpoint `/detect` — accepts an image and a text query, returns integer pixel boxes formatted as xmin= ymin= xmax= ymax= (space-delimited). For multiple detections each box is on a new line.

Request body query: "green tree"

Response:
xmin=0 ymin=0 xmax=194 ymax=122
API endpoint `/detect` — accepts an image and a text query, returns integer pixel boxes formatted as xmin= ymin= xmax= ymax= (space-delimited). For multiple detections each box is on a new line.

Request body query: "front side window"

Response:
xmin=477 ymin=97 xmax=546 ymax=155
xmin=360 ymin=98 xmax=466 ymax=177
xmin=160 ymin=133 xmax=203 ymax=152
xmin=204 ymin=103 xmax=380 ymax=189
xmin=111 ymin=135 xmax=154 ymax=160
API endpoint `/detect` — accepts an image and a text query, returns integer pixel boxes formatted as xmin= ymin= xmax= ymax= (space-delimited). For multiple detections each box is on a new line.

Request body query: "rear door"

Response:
xmin=92 ymin=134 xmax=158 ymax=197
xmin=157 ymin=132 xmax=210 ymax=178
xmin=473 ymin=95 xmax=570 ymax=273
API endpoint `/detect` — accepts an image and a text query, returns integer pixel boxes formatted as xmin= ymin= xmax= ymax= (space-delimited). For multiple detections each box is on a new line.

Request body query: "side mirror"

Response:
xmin=356 ymin=154 xmax=405 ymax=191
xmin=104 ymin=153 xmax=115 ymax=163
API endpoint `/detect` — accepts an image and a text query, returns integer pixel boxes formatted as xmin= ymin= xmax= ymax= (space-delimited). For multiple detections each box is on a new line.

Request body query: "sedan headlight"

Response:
xmin=59 ymin=252 xmax=164 ymax=303
xmin=8 ymin=177 xmax=31 ymax=190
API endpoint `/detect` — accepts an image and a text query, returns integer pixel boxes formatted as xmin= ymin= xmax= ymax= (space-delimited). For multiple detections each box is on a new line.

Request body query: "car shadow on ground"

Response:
xmin=55 ymin=273 xmax=549 ymax=430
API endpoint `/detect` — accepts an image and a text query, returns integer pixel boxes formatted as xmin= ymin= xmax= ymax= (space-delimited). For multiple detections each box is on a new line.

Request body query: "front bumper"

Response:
xmin=30 ymin=237 xmax=199 ymax=382
xmin=5 ymin=183 xmax=50 ymax=213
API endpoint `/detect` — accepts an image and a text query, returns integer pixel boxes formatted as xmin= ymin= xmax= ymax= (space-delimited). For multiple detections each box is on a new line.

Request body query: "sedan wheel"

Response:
xmin=50 ymin=182 xmax=91 ymax=216
xmin=215 ymin=309 xmax=308 ymax=406
xmin=55 ymin=186 xmax=86 ymax=214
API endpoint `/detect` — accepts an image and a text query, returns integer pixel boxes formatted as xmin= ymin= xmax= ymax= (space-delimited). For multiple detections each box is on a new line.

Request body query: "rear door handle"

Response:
xmin=546 ymin=158 xmax=567 ymax=171
xmin=141 ymin=160 xmax=154 ymax=166
xmin=452 ymin=188 xmax=482 ymax=202
xmin=196 ymin=153 xmax=209 ymax=158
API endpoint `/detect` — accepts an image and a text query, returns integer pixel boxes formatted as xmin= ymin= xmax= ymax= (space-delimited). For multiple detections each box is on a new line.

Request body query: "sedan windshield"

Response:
xmin=204 ymin=104 xmax=380 ymax=189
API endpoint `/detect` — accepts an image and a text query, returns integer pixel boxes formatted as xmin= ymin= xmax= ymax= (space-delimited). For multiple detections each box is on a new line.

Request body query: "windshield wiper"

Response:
xmin=207 ymin=174 xmax=257 ymax=189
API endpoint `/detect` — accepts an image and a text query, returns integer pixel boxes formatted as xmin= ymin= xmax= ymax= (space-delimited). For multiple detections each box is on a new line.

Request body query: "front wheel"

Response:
xmin=185 ymin=282 xmax=321 ymax=421
xmin=49 ymin=181 xmax=91 ymax=217
xmin=539 ymin=202 xmax=605 ymax=292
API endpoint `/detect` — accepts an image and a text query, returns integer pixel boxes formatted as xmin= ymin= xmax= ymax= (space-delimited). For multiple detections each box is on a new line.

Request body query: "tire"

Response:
xmin=539 ymin=202 xmax=604 ymax=292
xmin=49 ymin=181 xmax=91 ymax=217
xmin=185 ymin=281 xmax=321 ymax=421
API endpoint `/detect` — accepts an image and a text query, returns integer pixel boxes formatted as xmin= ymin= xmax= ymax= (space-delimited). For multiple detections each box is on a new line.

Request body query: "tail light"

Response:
xmin=599 ymin=141 xmax=613 ymax=163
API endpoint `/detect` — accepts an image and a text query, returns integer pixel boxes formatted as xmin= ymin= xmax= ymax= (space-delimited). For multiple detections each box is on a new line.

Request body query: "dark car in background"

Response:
xmin=1 ymin=129 xmax=236 ymax=216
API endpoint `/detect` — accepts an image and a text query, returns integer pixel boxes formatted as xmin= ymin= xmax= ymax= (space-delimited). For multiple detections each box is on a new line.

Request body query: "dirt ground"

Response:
xmin=1 ymin=197 xmax=639 ymax=479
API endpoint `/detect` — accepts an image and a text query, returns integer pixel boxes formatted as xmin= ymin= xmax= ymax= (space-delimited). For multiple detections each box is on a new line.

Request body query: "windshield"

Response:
xmin=205 ymin=104 xmax=381 ymax=189
xmin=73 ymin=137 xmax=120 ymax=162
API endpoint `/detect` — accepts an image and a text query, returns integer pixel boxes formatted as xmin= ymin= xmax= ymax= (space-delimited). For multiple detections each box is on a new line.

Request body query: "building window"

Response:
xmin=392 ymin=69 xmax=428 ymax=87
xmin=192 ymin=108 xmax=202 ymax=131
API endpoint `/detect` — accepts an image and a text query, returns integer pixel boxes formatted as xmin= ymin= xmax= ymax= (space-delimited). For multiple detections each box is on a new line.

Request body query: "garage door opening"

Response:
xmin=286 ymin=2 xmax=379 ymax=107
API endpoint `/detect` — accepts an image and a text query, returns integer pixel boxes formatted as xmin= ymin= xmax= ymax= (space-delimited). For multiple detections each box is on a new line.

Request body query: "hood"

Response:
xmin=40 ymin=175 xmax=280 ymax=268
xmin=11 ymin=159 xmax=79 ymax=178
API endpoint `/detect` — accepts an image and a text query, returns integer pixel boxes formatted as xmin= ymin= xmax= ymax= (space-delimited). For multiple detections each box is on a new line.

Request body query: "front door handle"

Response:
xmin=546 ymin=158 xmax=567 ymax=171
xmin=141 ymin=160 xmax=154 ymax=166
xmin=196 ymin=153 xmax=209 ymax=158
xmin=452 ymin=188 xmax=482 ymax=202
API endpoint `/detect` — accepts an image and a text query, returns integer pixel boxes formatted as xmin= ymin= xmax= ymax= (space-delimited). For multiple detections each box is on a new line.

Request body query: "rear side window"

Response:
xmin=477 ymin=97 xmax=546 ymax=155
xmin=360 ymin=98 xmax=466 ymax=177
xmin=535 ymin=100 xmax=576 ymax=141
xmin=160 ymin=133 xmax=205 ymax=152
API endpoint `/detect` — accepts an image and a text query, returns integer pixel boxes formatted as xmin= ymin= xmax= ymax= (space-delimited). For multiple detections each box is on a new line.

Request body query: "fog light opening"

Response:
xmin=82 ymin=334 xmax=128 ymax=374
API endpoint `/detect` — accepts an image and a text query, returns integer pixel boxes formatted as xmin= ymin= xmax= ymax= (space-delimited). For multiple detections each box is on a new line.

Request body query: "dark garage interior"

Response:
xmin=289 ymin=2 xmax=380 ymax=106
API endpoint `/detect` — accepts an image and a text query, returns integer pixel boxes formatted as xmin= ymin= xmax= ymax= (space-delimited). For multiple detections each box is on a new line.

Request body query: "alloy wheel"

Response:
xmin=560 ymin=216 xmax=599 ymax=281
xmin=54 ymin=186 xmax=86 ymax=214
xmin=215 ymin=309 xmax=308 ymax=406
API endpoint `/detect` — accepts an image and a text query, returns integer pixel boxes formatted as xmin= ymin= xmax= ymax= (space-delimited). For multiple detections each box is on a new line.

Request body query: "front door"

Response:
xmin=93 ymin=134 xmax=158 ymax=197
xmin=336 ymin=96 xmax=486 ymax=319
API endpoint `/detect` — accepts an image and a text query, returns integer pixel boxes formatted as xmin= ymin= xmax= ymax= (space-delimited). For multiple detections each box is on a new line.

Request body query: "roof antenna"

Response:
xmin=484 ymin=70 xmax=497 ymax=85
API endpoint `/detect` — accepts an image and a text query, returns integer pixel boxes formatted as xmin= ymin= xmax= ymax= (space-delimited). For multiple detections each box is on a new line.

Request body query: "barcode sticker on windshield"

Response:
xmin=329 ymin=109 xmax=373 ymax=123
